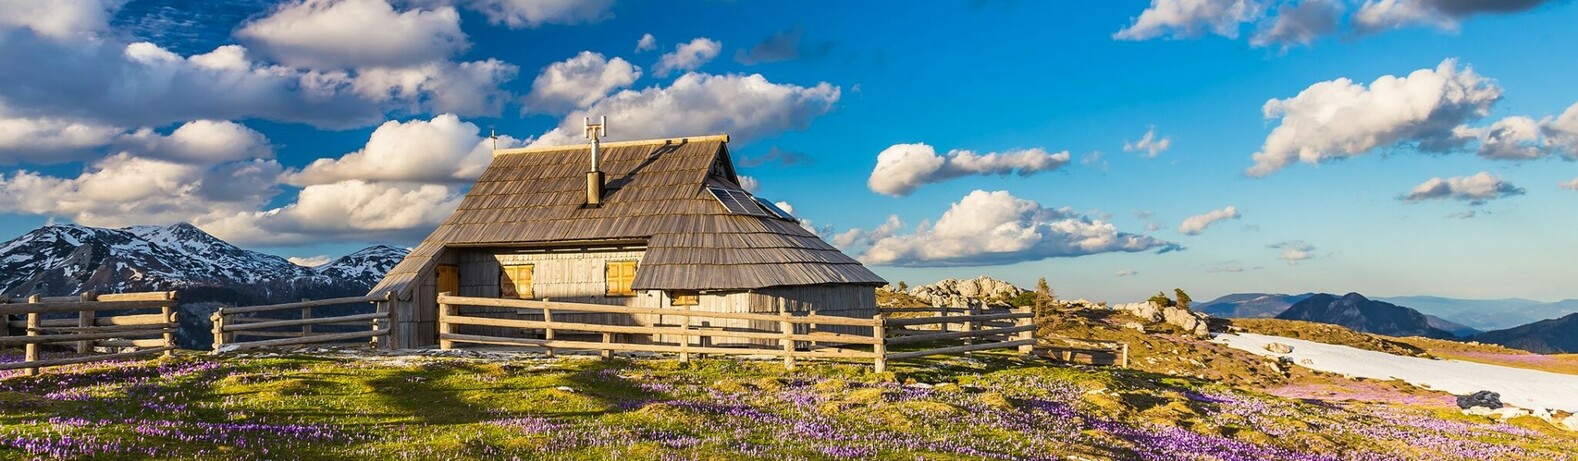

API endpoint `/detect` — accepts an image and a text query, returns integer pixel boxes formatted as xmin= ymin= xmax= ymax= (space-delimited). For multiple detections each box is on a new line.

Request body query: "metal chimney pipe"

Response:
xmin=585 ymin=116 xmax=607 ymax=206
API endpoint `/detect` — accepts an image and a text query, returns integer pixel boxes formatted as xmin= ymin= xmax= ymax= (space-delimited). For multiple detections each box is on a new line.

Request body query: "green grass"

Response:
xmin=0 ymin=350 xmax=1574 ymax=460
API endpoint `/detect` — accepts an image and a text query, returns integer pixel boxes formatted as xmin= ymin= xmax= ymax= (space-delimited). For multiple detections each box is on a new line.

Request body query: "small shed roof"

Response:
xmin=371 ymin=135 xmax=885 ymax=297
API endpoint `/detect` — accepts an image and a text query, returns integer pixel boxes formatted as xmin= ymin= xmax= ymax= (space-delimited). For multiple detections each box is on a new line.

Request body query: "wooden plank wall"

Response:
xmin=451 ymin=248 xmax=651 ymax=340
xmin=396 ymin=247 xmax=878 ymax=349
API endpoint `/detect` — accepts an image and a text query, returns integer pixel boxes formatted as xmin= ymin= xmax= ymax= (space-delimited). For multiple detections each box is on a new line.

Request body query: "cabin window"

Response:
xmin=606 ymin=260 xmax=637 ymax=296
xmin=500 ymin=264 xmax=534 ymax=299
xmin=669 ymin=291 xmax=699 ymax=306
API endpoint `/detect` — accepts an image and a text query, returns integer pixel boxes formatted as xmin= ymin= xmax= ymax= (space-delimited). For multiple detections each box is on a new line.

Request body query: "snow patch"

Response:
xmin=1215 ymin=333 xmax=1578 ymax=412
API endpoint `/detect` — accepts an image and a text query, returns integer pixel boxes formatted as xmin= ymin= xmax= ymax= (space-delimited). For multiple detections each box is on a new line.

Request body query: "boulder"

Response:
xmin=908 ymin=276 xmax=1027 ymax=308
xmin=1109 ymin=300 xmax=1211 ymax=337
xmin=1123 ymin=322 xmax=1146 ymax=332
xmin=1265 ymin=342 xmax=1294 ymax=354
xmin=1456 ymin=391 xmax=1502 ymax=410
xmin=1563 ymin=415 xmax=1578 ymax=432
xmin=1531 ymin=407 xmax=1553 ymax=421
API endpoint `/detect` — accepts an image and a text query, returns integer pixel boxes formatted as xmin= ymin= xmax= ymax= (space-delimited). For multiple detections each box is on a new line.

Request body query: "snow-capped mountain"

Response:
xmin=304 ymin=245 xmax=408 ymax=288
xmin=0 ymin=223 xmax=406 ymax=299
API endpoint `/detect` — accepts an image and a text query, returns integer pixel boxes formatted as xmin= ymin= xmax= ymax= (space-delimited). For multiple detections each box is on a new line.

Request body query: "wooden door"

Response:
xmin=436 ymin=265 xmax=460 ymax=296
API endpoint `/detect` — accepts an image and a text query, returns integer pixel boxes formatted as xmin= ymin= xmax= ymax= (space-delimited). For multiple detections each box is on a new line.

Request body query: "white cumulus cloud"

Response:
xmin=289 ymin=114 xmax=520 ymax=186
xmin=1400 ymin=172 xmax=1524 ymax=204
xmin=1269 ymin=240 xmax=1316 ymax=264
xmin=857 ymin=190 xmax=1177 ymax=267
xmin=635 ymin=33 xmax=656 ymax=52
xmin=524 ymin=51 xmax=641 ymax=114
xmin=1560 ymin=178 xmax=1578 ymax=191
xmin=868 ymin=143 xmax=1071 ymax=196
xmin=0 ymin=0 xmax=120 ymax=40
xmin=198 ymin=180 xmax=463 ymax=245
xmin=289 ymin=255 xmax=333 ymax=267
xmin=529 ymin=73 xmax=840 ymax=148
xmin=1124 ymin=126 xmax=1173 ymax=157
xmin=1177 ymin=206 xmax=1240 ymax=235
xmin=1247 ymin=59 xmax=1500 ymax=176
xmin=654 ymin=38 xmax=721 ymax=77
xmin=237 ymin=0 xmax=468 ymax=70
xmin=1114 ymin=0 xmax=1263 ymax=41
xmin=0 ymin=153 xmax=283 ymax=228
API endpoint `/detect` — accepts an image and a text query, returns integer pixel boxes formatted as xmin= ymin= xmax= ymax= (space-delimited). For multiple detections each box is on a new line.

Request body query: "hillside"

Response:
xmin=1275 ymin=293 xmax=1456 ymax=339
xmin=0 ymin=349 xmax=1573 ymax=460
xmin=1474 ymin=313 xmax=1578 ymax=354
xmin=1377 ymin=296 xmax=1578 ymax=331
xmin=1196 ymin=293 xmax=1312 ymax=318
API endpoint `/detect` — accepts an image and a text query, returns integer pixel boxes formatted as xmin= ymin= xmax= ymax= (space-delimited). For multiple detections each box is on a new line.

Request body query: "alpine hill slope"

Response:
xmin=1473 ymin=313 xmax=1578 ymax=354
xmin=1202 ymin=292 xmax=1479 ymax=337
xmin=1196 ymin=293 xmax=1313 ymax=319
xmin=1376 ymin=295 xmax=1578 ymax=332
xmin=1274 ymin=293 xmax=1458 ymax=340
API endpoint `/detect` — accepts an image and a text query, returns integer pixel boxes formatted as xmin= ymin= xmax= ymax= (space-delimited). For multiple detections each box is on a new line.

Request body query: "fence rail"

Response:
xmin=211 ymin=292 xmax=393 ymax=352
xmin=436 ymin=294 xmax=1036 ymax=372
xmin=0 ymin=291 xmax=179 ymax=376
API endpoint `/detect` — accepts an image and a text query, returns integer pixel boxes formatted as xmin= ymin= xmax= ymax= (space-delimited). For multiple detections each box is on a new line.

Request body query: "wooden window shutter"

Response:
xmin=500 ymin=264 xmax=534 ymax=299
xmin=669 ymin=291 xmax=699 ymax=306
xmin=606 ymin=260 xmax=637 ymax=296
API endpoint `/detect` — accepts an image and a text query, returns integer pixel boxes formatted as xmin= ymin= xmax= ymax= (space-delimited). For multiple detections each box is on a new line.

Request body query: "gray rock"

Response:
xmin=1456 ymin=390 xmax=1501 ymax=410
xmin=907 ymin=276 xmax=1027 ymax=308
xmin=1123 ymin=322 xmax=1146 ymax=332
xmin=1265 ymin=342 xmax=1294 ymax=354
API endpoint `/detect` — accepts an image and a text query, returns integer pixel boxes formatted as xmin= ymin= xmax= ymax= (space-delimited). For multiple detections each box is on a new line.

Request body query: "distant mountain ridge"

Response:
xmin=1472 ymin=313 xmax=1578 ymax=354
xmin=1197 ymin=293 xmax=1313 ymax=319
xmin=1375 ymin=295 xmax=1578 ymax=331
xmin=0 ymin=223 xmax=406 ymax=301
xmin=1275 ymin=293 xmax=1456 ymax=339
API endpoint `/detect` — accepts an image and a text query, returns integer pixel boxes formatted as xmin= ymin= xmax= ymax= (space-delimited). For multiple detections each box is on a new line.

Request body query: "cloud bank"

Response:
xmin=868 ymin=143 xmax=1070 ymax=196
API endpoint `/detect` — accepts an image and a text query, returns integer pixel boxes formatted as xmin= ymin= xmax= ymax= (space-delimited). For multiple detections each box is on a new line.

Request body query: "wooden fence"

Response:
xmin=210 ymin=292 xmax=393 ymax=352
xmin=436 ymin=294 xmax=1035 ymax=372
xmin=0 ymin=291 xmax=179 ymax=376
xmin=1041 ymin=336 xmax=1129 ymax=368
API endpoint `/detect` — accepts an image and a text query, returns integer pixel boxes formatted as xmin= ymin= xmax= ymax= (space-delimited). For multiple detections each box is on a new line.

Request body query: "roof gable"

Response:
xmin=372 ymin=135 xmax=884 ymax=296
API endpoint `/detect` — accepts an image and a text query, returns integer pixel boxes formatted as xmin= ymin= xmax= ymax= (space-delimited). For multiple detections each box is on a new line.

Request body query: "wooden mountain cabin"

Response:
xmin=369 ymin=134 xmax=886 ymax=349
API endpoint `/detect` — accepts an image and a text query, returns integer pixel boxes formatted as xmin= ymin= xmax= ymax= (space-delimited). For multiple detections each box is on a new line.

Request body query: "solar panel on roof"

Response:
xmin=707 ymin=187 xmax=771 ymax=217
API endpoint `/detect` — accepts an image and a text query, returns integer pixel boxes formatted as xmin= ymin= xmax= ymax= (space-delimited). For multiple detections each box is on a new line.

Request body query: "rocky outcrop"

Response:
xmin=906 ymin=276 xmax=1027 ymax=308
xmin=1109 ymin=300 xmax=1211 ymax=337
xmin=1265 ymin=343 xmax=1293 ymax=354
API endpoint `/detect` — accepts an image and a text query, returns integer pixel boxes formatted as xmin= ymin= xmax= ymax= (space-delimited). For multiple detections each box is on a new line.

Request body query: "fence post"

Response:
xmin=373 ymin=291 xmax=393 ymax=350
xmin=600 ymin=333 xmax=612 ymax=360
xmin=77 ymin=291 xmax=96 ymax=354
xmin=0 ymin=295 xmax=9 ymax=340
xmin=678 ymin=303 xmax=690 ymax=363
xmin=1120 ymin=343 xmax=1130 ymax=368
xmin=24 ymin=294 xmax=40 ymax=376
xmin=779 ymin=305 xmax=795 ymax=370
xmin=872 ymin=313 xmax=886 ymax=373
xmin=161 ymin=292 xmax=177 ymax=358
xmin=964 ymin=304 xmax=978 ymax=347
xmin=938 ymin=306 xmax=949 ymax=334
xmin=210 ymin=308 xmax=228 ymax=353
xmin=438 ymin=292 xmax=454 ymax=350
xmin=1016 ymin=306 xmax=1035 ymax=354
xmin=542 ymin=304 xmax=555 ymax=358
xmin=301 ymin=299 xmax=312 ymax=338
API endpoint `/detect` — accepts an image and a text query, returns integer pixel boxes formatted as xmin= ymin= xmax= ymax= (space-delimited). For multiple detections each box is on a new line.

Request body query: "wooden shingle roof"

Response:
xmin=371 ymin=135 xmax=885 ymax=297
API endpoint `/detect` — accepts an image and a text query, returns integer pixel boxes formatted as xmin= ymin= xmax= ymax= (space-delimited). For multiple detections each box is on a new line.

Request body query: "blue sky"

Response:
xmin=0 ymin=0 xmax=1575 ymax=302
